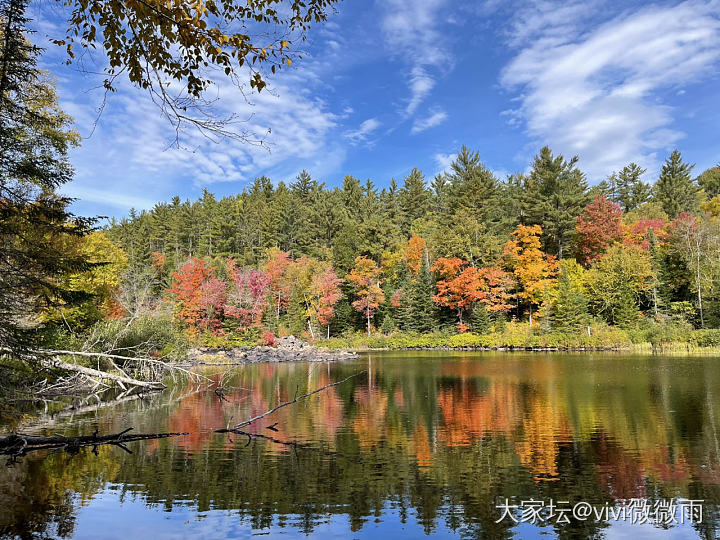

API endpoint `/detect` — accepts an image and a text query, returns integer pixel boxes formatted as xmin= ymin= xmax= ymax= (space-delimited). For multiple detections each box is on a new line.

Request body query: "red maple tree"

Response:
xmin=576 ymin=195 xmax=623 ymax=265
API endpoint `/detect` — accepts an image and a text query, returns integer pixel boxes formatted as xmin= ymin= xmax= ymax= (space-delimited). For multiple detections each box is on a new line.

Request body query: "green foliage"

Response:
xmin=92 ymin=146 xmax=720 ymax=347
xmin=654 ymin=150 xmax=698 ymax=219
xmin=0 ymin=0 xmax=95 ymax=356
xmin=585 ymin=244 xmax=655 ymax=326
xmin=57 ymin=314 xmax=189 ymax=360
xmin=697 ymin=166 xmax=720 ymax=198
xmin=522 ymin=146 xmax=590 ymax=258
xmin=468 ymin=304 xmax=492 ymax=335
xmin=607 ymin=163 xmax=652 ymax=212
xmin=197 ymin=328 xmax=261 ymax=348
xmin=552 ymin=266 xmax=589 ymax=331
xmin=319 ymin=322 xmax=632 ymax=350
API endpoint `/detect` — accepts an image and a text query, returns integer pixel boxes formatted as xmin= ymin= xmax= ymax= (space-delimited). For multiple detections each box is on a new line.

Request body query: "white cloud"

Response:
xmin=434 ymin=152 xmax=456 ymax=174
xmin=411 ymin=109 xmax=448 ymax=134
xmin=56 ymin=65 xmax=341 ymax=213
xmin=344 ymin=118 xmax=382 ymax=143
xmin=379 ymin=0 xmax=452 ymax=115
xmin=500 ymin=0 xmax=720 ymax=180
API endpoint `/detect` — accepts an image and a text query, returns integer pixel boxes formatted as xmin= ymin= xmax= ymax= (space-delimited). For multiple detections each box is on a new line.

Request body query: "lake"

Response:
xmin=1 ymin=351 xmax=720 ymax=539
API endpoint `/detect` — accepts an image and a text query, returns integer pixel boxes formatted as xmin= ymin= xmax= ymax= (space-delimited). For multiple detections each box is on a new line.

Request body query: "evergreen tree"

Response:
xmin=406 ymin=256 xmax=436 ymax=333
xmin=696 ymin=165 xmax=720 ymax=198
xmin=197 ymin=188 xmax=218 ymax=257
xmin=447 ymin=146 xmax=499 ymax=224
xmin=654 ymin=150 xmax=698 ymax=219
xmin=614 ymin=287 xmax=640 ymax=328
xmin=552 ymin=267 xmax=589 ymax=331
xmin=612 ymin=163 xmax=651 ymax=212
xmin=468 ymin=304 xmax=492 ymax=335
xmin=399 ymin=168 xmax=430 ymax=234
xmin=0 ymin=0 xmax=94 ymax=354
xmin=522 ymin=147 xmax=589 ymax=258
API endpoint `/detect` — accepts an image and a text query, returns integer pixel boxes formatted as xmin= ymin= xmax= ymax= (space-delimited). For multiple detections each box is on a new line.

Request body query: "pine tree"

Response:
xmin=0 ymin=0 xmax=94 ymax=354
xmin=614 ymin=287 xmax=640 ymax=328
xmin=447 ymin=146 xmax=499 ymax=224
xmin=522 ymin=147 xmax=589 ymax=258
xmin=654 ymin=150 xmax=698 ymax=219
xmin=613 ymin=163 xmax=651 ymax=212
xmin=197 ymin=188 xmax=218 ymax=257
xmin=408 ymin=256 xmax=436 ymax=333
xmin=468 ymin=304 xmax=492 ymax=334
xmin=399 ymin=168 xmax=430 ymax=234
xmin=552 ymin=267 xmax=589 ymax=331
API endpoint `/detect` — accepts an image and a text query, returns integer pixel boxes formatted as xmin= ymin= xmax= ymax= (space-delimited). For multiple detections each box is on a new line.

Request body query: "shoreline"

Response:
xmin=183 ymin=342 xmax=720 ymax=365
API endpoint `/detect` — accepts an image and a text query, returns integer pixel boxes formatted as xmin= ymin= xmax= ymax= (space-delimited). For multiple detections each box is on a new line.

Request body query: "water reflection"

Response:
xmin=2 ymin=352 xmax=720 ymax=538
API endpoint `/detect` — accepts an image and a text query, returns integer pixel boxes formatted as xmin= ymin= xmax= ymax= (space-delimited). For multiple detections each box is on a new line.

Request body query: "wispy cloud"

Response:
xmin=56 ymin=64 xmax=341 ymax=213
xmin=344 ymin=118 xmax=382 ymax=144
xmin=411 ymin=109 xmax=448 ymax=134
xmin=379 ymin=0 xmax=452 ymax=116
xmin=500 ymin=0 xmax=720 ymax=180
xmin=434 ymin=152 xmax=456 ymax=174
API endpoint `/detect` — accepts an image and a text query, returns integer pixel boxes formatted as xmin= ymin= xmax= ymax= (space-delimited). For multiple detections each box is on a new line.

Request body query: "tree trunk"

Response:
xmin=529 ymin=304 xmax=533 ymax=326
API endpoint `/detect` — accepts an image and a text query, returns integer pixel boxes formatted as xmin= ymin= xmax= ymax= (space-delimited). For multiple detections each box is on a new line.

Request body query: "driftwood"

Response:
xmin=0 ymin=427 xmax=188 ymax=456
xmin=37 ymin=349 xmax=211 ymax=383
xmin=216 ymin=371 xmax=365 ymax=432
xmin=40 ymin=356 xmax=165 ymax=390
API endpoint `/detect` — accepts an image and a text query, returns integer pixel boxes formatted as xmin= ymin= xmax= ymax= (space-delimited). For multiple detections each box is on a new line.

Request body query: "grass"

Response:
xmin=316 ymin=323 xmax=720 ymax=353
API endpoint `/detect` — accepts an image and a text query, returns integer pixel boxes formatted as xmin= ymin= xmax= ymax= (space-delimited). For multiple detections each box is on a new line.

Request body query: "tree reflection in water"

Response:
xmin=1 ymin=351 xmax=720 ymax=538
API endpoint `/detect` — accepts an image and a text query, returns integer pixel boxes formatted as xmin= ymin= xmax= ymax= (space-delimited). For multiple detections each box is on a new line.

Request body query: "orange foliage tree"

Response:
xmin=624 ymin=218 xmax=668 ymax=249
xmin=403 ymin=235 xmax=427 ymax=275
xmin=477 ymin=266 xmax=515 ymax=314
xmin=310 ymin=266 xmax=342 ymax=338
xmin=502 ymin=225 xmax=558 ymax=324
xmin=168 ymin=257 xmax=226 ymax=334
xmin=264 ymin=247 xmax=292 ymax=322
xmin=431 ymin=257 xmax=485 ymax=331
xmin=347 ymin=256 xmax=384 ymax=336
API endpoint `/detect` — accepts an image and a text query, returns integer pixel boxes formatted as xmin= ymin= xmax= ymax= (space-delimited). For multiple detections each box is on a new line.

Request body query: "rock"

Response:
xmin=186 ymin=339 xmax=357 ymax=365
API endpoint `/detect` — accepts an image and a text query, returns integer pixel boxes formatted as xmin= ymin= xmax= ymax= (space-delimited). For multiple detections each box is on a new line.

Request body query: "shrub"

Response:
xmin=66 ymin=314 xmax=189 ymax=360
xmin=259 ymin=331 xmax=277 ymax=347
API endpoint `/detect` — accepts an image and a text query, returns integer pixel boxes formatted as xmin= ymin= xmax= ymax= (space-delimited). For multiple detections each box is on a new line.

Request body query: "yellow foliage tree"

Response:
xmin=45 ymin=232 xmax=128 ymax=329
xmin=502 ymin=225 xmax=558 ymax=325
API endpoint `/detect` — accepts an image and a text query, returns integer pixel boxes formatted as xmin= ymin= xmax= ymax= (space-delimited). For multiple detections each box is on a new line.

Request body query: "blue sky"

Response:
xmin=31 ymin=0 xmax=720 ymax=218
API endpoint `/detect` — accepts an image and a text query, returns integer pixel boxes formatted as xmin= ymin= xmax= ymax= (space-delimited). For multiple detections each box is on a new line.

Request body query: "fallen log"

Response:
xmin=40 ymin=357 xmax=165 ymax=390
xmin=0 ymin=427 xmax=188 ymax=456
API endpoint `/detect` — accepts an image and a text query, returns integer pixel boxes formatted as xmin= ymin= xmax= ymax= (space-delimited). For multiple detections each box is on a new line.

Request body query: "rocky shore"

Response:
xmin=186 ymin=336 xmax=358 ymax=365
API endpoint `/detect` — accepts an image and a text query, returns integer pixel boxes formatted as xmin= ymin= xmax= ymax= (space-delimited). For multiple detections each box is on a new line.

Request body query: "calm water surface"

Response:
xmin=2 ymin=351 xmax=720 ymax=539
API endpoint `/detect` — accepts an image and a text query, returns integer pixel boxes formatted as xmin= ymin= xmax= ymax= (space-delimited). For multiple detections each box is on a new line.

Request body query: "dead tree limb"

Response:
xmin=0 ymin=427 xmax=188 ymax=456
xmin=216 ymin=371 xmax=365 ymax=431
xmin=35 ymin=349 xmax=210 ymax=383
xmin=40 ymin=357 xmax=165 ymax=390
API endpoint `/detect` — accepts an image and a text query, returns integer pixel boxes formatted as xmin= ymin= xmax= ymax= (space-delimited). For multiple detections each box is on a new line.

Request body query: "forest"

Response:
xmin=82 ymin=145 xmax=720 ymax=351
xmin=2 ymin=0 xmax=720 ymax=398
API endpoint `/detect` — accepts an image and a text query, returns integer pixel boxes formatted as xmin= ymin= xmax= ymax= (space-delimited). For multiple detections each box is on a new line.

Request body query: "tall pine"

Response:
xmin=522 ymin=146 xmax=589 ymax=259
xmin=654 ymin=150 xmax=697 ymax=219
xmin=0 ymin=0 xmax=94 ymax=354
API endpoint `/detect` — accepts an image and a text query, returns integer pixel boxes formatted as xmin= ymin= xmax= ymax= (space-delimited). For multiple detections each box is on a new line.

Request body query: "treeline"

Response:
xmin=94 ymin=146 xmax=720 ymax=343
